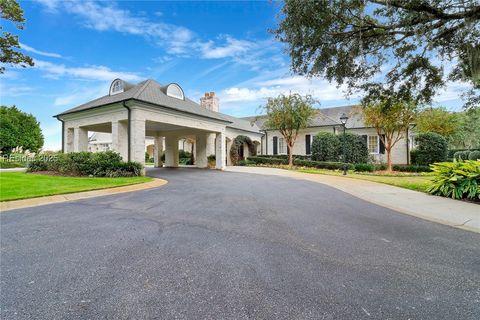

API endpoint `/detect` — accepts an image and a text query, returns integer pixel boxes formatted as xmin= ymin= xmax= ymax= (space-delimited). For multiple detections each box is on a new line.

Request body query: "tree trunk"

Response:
xmin=386 ymin=147 xmax=393 ymax=173
xmin=288 ymin=143 xmax=294 ymax=168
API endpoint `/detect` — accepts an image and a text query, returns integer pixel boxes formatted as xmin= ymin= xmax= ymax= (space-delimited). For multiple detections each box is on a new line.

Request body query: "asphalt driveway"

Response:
xmin=1 ymin=168 xmax=479 ymax=319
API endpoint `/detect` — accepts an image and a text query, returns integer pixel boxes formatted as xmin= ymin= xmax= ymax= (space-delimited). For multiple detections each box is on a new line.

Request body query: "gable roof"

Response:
xmin=242 ymin=105 xmax=365 ymax=130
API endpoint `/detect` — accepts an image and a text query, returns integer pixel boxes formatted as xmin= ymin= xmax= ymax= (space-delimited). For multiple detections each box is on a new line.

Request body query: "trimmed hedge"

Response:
xmin=411 ymin=132 xmax=448 ymax=165
xmin=311 ymin=132 xmax=340 ymax=162
xmin=0 ymin=160 xmax=24 ymax=168
xmin=448 ymin=148 xmax=480 ymax=158
xmin=247 ymin=156 xmax=288 ymax=165
xmin=354 ymin=163 xmax=375 ymax=172
xmin=255 ymin=154 xmax=311 ymax=160
xmin=237 ymin=159 xmax=256 ymax=166
xmin=27 ymin=151 xmax=143 ymax=177
xmin=338 ymin=133 xmax=369 ymax=164
xmin=293 ymin=159 xmax=355 ymax=170
xmin=453 ymin=150 xmax=471 ymax=161
xmin=427 ymin=160 xmax=479 ymax=201
xmin=247 ymin=156 xmax=354 ymax=170
xmin=468 ymin=151 xmax=480 ymax=160
xmin=311 ymin=132 xmax=368 ymax=164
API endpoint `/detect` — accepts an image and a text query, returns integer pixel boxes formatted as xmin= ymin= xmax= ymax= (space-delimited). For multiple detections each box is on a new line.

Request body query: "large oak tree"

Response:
xmin=0 ymin=0 xmax=34 ymax=73
xmin=273 ymin=0 xmax=480 ymax=108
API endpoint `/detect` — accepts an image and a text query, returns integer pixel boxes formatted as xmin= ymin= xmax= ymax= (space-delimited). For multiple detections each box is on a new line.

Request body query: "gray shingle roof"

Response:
xmin=242 ymin=105 xmax=365 ymax=130
xmin=56 ymin=79 xmax=233 ymax=124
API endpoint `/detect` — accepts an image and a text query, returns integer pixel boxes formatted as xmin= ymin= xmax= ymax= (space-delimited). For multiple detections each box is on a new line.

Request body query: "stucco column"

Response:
xmin=65 ymin=128 xmax=74 ymax=153
xmin=226 ymin=138 xmax=233 ymax=166
xmin=73 ymin=127 xmax=88 ymax=152
xmin=206 ymin=133 xmax=216 ymax=157
xmin=215 ymin=131 xmax=226 ymax=170
xmin=154 ymin=135 xmax=164 ymax=168
xmin=164 ymin=135 xmax=179 ymax=167
xmin=130 ymin=118 xmax=146 ymax=165
xmin=195 ymin=133 xmax=208 ymax=168
xmin=111 ymin=120 xmax=128 ymax=161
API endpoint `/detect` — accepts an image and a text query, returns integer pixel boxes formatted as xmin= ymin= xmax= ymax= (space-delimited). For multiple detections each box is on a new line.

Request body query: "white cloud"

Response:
xmin=433 ymin=81 xmax=472 ymax=103
xmin=20 ymin=43 xmax=62 ymax=58
xmin=0 ymin=84 xmax=34 ymax=97
xmin=33 ymin=0 xmax=279 ymax=70
xmin=35 ymin=0 xmax=195 ymax=54
xmin=34 ymin=59 xmax=142 ymax=82
xmin=220 ymin=75 xmax=356 ymax=105
xmin=53 ymin=84 xmax=109 ymax=107
xmin=197 ymin=36 xmax=255 ymax=59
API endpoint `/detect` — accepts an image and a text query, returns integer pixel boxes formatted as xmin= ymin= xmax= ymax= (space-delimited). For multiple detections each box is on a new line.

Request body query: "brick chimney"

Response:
xmin=200 ymin=92 xmax=219 ymax=112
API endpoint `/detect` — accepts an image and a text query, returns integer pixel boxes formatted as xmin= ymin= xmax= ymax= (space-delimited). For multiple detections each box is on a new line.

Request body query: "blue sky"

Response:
xmin=0 ymin=0 xmax=471 ymax=150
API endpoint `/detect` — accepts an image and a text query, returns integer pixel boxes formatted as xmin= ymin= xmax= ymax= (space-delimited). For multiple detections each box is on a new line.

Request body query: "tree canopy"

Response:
xmin=274 ymin=0 xmax=480 ymax=108
xmin=0 ymin=105 xmax=44 ymax=154
xmin=0 ymin=0 xmax=34 ymax=73
xmin=362 ymin=98 xmax=416 ymax=172
xmin=415 ymin=107 xmax=459 ymax=138
xmin=263 ymin=93 xmax=316 ymax=166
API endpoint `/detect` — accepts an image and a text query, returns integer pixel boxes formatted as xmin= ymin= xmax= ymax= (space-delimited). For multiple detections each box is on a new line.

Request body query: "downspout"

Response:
xmin=122 ymin=100 xmax=131 ymax=162
xmin=406 ymin=126 xmax=410 ymax=165
xmin=262 ymin=130 xmax=268 ymax=155
xmin=54 ymin=115 xmax=65 ymax=153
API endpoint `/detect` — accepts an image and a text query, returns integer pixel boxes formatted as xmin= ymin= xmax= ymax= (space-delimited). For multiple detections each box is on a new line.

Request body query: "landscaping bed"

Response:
xmin=0 ymin=172 xmax=152 ymax=201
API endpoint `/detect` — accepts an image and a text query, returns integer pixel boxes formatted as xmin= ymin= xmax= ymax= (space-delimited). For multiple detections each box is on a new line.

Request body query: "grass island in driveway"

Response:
xmin=297 ymin=168 xmax=434 ymax=192
xmin=0 ymin=172 xmax=152 ymax=201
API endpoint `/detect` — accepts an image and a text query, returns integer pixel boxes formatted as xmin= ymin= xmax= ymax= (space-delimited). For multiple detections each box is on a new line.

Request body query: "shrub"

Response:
xmin=294 ymin=158 xmax=355 ymax=170
xmin=237 ymin=159 xmax=256 ymax=166
xmin=247 ymin=156 xmax=288 ymax=165
xmin=0 ymin=160 xmax=24 ymax=168
xmin=104 ymin=162 xmax=143 ymax=177
xmin=453 ymin=150 xmax=471 ymax=161
xmin=311 ymin=132 xmax=340 ymax=161
xmin=338 ymin=133 xmax=369 ymax=164
xmin=256 ymin=154 xmax=311 ymax=160
xmin=375 ymin=163 xmax=387 ymax=171
xmin=27 ymin=151 xmax=142 ymax=177
xmin=412 ymin=132 xmax=448 ymax=165
xmin=448 ymin=148 xmax=480 ymax=158
xmin=354 ymin=163 xmax=375 ymax=172
xmin=468 ymin=151 xmax=480 ymax=160
xmin=427 ymin=160 xmax=480 ymax=201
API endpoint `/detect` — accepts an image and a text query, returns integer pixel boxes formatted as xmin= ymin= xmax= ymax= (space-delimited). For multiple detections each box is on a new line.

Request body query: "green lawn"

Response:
xmin=0 ymin=172 xmax=152 ymax=201
xmin=297 ymin=168 xmax=434 ymax=192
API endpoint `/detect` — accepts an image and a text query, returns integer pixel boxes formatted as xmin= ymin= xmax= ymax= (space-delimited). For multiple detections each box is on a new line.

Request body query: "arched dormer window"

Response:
xmin=166 ymin=83 xmax=184 ymax=100
xmin=110 ymin=79 xmax=124 ymax=95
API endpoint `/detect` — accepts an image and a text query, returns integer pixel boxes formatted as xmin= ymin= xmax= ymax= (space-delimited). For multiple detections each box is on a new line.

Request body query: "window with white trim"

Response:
xmin=279 ymin=137 xmax=287 ymax=154
xmin=110 ymin=80 xmax=123 ymax=95
xmin=166 ymin=83 xmax=184 ymax=100
xmin=368 ymin=135 xmax=379 ymax=154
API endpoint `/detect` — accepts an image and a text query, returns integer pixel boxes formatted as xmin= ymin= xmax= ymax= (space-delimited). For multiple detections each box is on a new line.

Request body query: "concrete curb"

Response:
xmin=0 ymin=178 xmax=168 ymax=212
xmin=0 ymin=168 xmax=27 ymax=172
xmin=226 ymin=166 xmax=480 ymax=234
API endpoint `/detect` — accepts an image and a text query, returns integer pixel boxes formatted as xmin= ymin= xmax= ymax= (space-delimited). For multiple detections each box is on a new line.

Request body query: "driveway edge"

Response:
xmin=0 ymin=178 xmax=168 ymax=212
xmin=226 ymin=166 xmax=480 ymax=234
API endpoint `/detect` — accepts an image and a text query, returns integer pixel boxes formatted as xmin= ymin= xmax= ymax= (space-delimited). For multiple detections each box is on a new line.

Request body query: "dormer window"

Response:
xmin=110 ymin=79 xmax=124 ymax=95
xmin=166 ymin=83 xmax=184 ymax=100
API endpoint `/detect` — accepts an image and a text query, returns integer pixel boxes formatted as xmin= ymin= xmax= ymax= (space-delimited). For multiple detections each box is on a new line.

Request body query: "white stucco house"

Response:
xmin=55 ymin=78 xmax=414 ymax=170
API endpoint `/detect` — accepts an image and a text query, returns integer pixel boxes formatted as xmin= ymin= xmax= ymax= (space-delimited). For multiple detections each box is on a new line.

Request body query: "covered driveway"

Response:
xmin=1 ymin=168 xmax=479 ymax=319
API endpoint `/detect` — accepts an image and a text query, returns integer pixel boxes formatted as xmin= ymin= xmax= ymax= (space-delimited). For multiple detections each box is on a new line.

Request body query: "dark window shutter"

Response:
xmin=273 ymin=136 xmax=278 ymax=155
xmin=305 ymin=135 xmax=311 ymax=154
xmin=379 ymin=135 xmax=385 ymax=154
xmin=362 ymin=135 xmax=367 ymax=144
